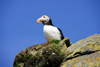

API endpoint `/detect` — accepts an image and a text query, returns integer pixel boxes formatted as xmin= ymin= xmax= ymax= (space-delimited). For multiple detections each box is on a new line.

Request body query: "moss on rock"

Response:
xmin=13 ymin=39 xmax=66 ymax=67
xmin=13 ymin=34 xmax=100 ymax=67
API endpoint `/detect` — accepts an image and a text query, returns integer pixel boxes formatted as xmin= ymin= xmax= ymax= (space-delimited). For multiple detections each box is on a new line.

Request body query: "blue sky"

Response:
xmin=0 ymin=0 xmax=100 ymax=67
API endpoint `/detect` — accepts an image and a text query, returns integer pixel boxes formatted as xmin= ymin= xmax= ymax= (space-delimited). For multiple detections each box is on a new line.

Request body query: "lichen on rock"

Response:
xmin=13 ymin=34 xmax=100 ymax=67
xmin=61 ymin=34 xmax=100 ymax=67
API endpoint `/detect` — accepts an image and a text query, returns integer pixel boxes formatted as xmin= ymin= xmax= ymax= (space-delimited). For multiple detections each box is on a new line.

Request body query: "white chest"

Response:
xmin=43 ymin=25 xmax=61 ymax=41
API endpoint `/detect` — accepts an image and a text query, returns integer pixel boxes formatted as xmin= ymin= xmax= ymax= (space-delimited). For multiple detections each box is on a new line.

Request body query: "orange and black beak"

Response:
xmin=37 ymin=18 xmax=43 ymax=23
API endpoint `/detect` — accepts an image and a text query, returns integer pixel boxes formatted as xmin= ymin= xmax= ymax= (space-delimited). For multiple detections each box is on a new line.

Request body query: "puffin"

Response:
xmin=37 ymin=15 xmax=64 ymax=42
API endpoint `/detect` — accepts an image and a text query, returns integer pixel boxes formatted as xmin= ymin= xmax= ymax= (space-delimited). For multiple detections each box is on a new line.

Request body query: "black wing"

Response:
xmin=57 ymin=28 xmax=64 ymax=40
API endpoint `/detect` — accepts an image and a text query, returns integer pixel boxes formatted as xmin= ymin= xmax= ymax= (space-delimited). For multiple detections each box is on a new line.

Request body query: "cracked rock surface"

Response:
xmin=61 ymin=34 xmax=100 ymax=67
xmin=13 ymin=34 xmax=100 ymax=67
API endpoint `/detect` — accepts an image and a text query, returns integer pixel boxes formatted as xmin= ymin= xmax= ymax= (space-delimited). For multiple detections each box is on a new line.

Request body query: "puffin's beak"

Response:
xmin=37 ymin=18 xmax=43 ymax=23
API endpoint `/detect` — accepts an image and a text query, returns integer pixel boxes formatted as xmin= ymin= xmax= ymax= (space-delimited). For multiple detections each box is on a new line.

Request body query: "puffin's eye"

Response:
xmin=43 ymin=16 xmax=45 ymax=18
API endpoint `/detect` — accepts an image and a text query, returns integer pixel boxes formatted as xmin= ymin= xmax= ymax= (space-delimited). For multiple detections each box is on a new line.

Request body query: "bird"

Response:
xmin=37 ymin=15 xmax=64 ymax=42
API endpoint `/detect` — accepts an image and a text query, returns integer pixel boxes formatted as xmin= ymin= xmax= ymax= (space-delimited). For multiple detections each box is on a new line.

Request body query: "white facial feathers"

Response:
xmin=40 ymin=15 xmax=50 ymax=23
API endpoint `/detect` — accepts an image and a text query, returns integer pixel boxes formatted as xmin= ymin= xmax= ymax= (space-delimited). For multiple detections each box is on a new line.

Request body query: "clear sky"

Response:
xmin=0 ymin=0 xmax=100 ymax=67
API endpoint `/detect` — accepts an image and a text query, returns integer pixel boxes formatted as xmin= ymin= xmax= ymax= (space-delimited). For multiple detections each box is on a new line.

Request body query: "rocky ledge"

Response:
xmin=13 ymin=34 xmax=100 ymax=67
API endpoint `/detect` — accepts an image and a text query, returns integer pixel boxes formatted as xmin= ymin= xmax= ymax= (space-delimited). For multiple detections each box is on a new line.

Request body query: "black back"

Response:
xmin=57 ymin=28 xmax=64 ymax=40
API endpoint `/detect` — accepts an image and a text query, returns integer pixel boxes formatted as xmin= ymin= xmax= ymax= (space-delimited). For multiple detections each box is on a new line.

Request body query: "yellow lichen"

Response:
xmin=68 ymin=48 xmax=82 ymax=57
xmin=64 ymin=43 xmax=67 ymax=47
xmin=75 ymin=54 xmax=79 ymax=56
xmin=89 ymin=63 xmax=93 ymax=65
xmin=83 ymin=58 xmax=92 ymax=64
xmin=88 ymin=59 xmax=92 ymax=64
xmin=66 ymin=50 xmax=70 ymax=55
xmin=94 ymin=43 xmax=99 ymax=49
xmin=83 ymin=58 xmax=89 ymax=62
xmin=80 ymin=47 xmax=84 ymax=52
xmin=87 ymin=43 xmax=93 ymax=48
xmin=65 ymin=37 xmax=69 ymax=41
xmin=97 ymin=57 xmax=100 ymax=61
xmin=98 ymin=51 xmax=100 ymax=53
xmin=89 ymin=58 xmax=92 ymax=61
xmin=67 ymin=60 xmax=71 ymax=62
xmin=72 ymin=65 xmax=77 ymax=67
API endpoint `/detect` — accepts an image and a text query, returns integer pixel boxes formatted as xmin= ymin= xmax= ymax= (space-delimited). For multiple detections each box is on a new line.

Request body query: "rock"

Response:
xmin=13 ymin=34 xmax=100 ymax=67
xmin=61 ymin=34 xmax=100 ymax=67
xmin=13 ymin=40 xmax=65 ymax=67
